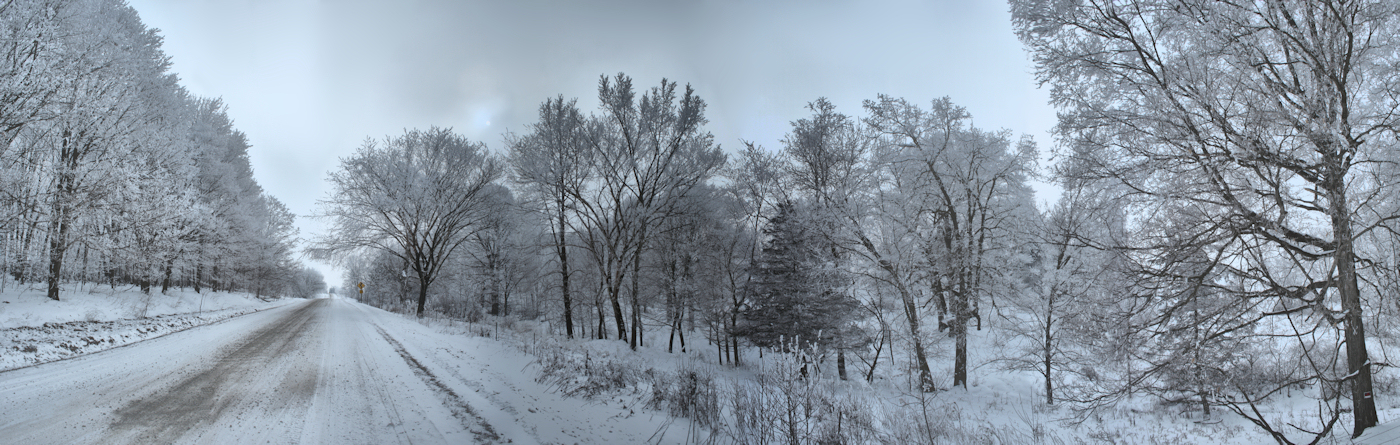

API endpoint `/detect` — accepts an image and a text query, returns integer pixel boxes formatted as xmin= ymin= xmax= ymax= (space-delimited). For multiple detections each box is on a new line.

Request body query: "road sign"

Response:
xmin=357 ymin=282 xmax=365 ymax=294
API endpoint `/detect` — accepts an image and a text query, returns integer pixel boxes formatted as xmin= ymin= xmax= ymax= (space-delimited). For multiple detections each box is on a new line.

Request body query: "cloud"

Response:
xmin=127 ymin=0 xmax=1060 ymax=280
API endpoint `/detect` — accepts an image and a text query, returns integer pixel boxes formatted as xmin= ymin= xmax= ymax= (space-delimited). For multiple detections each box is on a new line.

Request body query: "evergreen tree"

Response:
xmin=736 ymin=201 xmax=858 ymax=354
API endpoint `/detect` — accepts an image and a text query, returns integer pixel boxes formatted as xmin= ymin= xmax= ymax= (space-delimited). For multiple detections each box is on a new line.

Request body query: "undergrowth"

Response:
xmin=427 ymin=314 xmax=1262 ymax=445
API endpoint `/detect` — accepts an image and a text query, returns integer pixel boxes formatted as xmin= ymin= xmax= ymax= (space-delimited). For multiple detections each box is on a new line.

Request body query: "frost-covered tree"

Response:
xmin=0 ymin=0 xmax=302 ymax=299
xmin=287 ymin=266 xmax=327 ymax=299
xmin=507 ymin=96 xmax=594 ymax=337
xmin=782 ymin=98 xmax=888 ymax=384
xmin=1013 ymin=0 xmax=1400 ymax=437
xmin=24 ymin=0 xmax=180 ymax=300
xmin=863 ymin=96 xmax=1038 ymax=390
xmin=313 ymin=127 xmax=502 ymax=317
xmin=460 ymin=184 xmax=537 ymax=317
xmin=570 ymin=74 xmax=726 ymax=349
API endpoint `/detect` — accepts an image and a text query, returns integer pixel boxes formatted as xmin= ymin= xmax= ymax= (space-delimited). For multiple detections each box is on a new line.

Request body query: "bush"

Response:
xmin=532 ymin=341 xmax=647 ymax=399
xmin=647 ymin=361 xmax=722 ymax=428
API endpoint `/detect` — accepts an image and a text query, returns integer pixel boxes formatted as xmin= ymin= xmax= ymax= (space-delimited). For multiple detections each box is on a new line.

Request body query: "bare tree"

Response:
xmin=1013 ymin=0 xmax=1400 ymax=437
xmin=312 ymin=127 xmax=502 ymax=317
xmin=507 ymin=96 xmax=595 ymax=338
xmin=861 ymin=96 xmax=1037 ymax=390
xmin=1000 ymin=183 xmax=1122 ymax=405
xmin=569 ymin=74 xmax=725 ymax=349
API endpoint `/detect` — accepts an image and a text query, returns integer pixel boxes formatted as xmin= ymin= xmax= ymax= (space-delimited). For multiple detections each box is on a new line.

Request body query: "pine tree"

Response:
xmin=736 ymin=201 xmax=858 ymax=355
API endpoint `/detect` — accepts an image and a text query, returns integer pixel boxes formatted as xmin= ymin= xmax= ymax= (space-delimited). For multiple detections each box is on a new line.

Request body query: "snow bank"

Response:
xmin=0 ymin=283 xmax=292 ymax=371
xmin=0 ymin=282 xmax=277 ymax=328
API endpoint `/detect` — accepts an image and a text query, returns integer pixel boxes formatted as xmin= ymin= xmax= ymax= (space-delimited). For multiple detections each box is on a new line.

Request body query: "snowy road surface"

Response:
xmin=0 ymin=297 xmax=502 ymax=444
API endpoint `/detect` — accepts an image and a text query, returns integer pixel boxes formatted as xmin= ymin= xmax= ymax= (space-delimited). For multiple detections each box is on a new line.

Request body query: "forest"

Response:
xmin=316 ymin=1 xmax=1400 ymax=442
xmin=0 ymin=0 xmax=320 ymax=301
xmin=6 ymin=0 xmax=1400 ymax=443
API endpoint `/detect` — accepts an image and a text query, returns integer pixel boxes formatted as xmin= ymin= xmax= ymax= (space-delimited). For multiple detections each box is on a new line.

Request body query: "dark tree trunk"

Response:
xmin=629 ymin=247 xmax=642 ymax=350
xmin=609 ymin=280 xmax=625 ymax=342
xmin=901 ymin=286 xmax=935 ymax=391
xmin=598 ymin=296 xmax=608 ymax=340
xmin=866 ymin=328 xmax=885 ymax=382
xmin=731 ymin=333 xmax=740 ymax=367
xmin=15 ymin=220 xmax=34 ymax=284
xmin=161 ymin=259 xmax=174 ymax=294
xmin=837 ymin=349 xmax=847 ymax=381
xmin=1044 ymin=308 xmax=1054 ymax=405
xmin=557 ymin=212 xmax=574 ymax=338
xmin=1332 ymin=187 xmax=1377 ymax=437
xmin=415 ymin=274 xmax=429 ymax=318
xmin=953 ymin=273 xmax=970 ymax=388
xmin=46 ymin=217 xmax=67 ymax=301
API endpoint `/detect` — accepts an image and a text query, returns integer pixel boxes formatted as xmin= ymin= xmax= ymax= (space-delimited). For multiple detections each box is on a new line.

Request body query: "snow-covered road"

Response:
xmin=0 ymin=297 xmax=500 ymax=444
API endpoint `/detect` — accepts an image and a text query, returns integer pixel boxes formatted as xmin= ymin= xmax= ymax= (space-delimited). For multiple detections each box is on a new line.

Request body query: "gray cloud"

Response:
xmin=127 ymin=0 xmax=1058 ymax=280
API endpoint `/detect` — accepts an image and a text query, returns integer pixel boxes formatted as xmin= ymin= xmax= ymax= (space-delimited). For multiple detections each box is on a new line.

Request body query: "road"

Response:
xmin=0 ymin=298 xmax=499 ymax=444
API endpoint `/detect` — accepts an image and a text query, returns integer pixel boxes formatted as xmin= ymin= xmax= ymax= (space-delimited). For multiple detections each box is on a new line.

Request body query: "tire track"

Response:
xmin=106 ymin=299 xmax=325 ymax=444
xmin=375 ymin=325 xmax=501 ymax=443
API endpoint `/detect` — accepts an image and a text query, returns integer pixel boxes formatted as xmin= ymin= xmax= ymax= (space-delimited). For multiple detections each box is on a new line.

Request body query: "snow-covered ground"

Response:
xmin=431 ymin=313 xmax=1400 ymax=444
xmin=6 ymin=285 xmax=1400 ymax=443
xmin=0 ymin=283 xmax=291 ymax=371
xmin=0 ymin=282 xmax=281 ymax=328
xmin=0 ymin=295 xmax=688 ymax=444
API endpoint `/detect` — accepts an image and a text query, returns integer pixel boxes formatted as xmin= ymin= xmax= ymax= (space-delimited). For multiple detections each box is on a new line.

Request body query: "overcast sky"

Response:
xmin=124 ymin=0 xmax=1058 ymax=284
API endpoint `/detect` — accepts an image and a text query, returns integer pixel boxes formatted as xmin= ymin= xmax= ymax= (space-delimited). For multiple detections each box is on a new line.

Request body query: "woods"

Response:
xmin=13 ymin=0 xmax=1400 ymax=442
xmin=1013 ymin=0 xmax=1400 ymax=439
xmin=0 ymin=0 xmax=312 ymax=300
xmin=321 ymin=0 xmax=1400 ymax=433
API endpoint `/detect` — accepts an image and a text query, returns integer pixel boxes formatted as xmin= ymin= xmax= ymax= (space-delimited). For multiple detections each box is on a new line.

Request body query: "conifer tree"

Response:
xmin=737 ymin=201 xmax=858 ymax=355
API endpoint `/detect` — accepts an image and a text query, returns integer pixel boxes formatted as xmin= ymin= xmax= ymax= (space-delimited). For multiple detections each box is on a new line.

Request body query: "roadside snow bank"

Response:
xmin=358 ymin=304 xmax=697 ymax=444
xmin=0 ymin=285 xmax=292 ymax=371
xmin=0 ymin=284 xmax=276 ymax=328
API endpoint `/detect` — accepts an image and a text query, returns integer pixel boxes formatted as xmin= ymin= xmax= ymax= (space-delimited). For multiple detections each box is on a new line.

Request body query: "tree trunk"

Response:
xmin=903 ymin=291 xmax=935 ymax=391
xmin=15 ymin=217 xmax=35 ymax=284
xmin=731 ymin=330 xmax=741 ymax=367
xmin=45 ymin=217 xmax=67 ymax=301
xmin=609 ymin=279 xmax=626 ymax=342
xmin=193 ymin=243 xmax=204 ymax=293
xmin=867 ymin=328 xmax=885 ymax=382
xmin=953 ymin=313 xmax=968 ymax=388
xmin=629 ymin=247 xmax=642 ymax=350
xmin=838 ymin=349 xmax=848 ymax=381
xmin=557 ymin=212 xmax=574 ymax=338
xmin=161 ymin=259 xmax=174 ymax=294
xmin=1333 ymin=191 xmax=1377 ymax=437
xmin=668 ymin=313 xmax=678 ymax=353
xmin=1044 ymin=308 xmax=1054 ymax=405
xmin=953 ymin=271 xmax=971 ymax=388
xmin=415 ymin=274 xmax=430 ymax=317
xmin=597 ymin=294 xmax=608 ymax=340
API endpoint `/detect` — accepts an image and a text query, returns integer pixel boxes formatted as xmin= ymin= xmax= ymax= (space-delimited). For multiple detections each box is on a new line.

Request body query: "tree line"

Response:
xmin=317 ymin=0 xmax=1400 ymax=441
xmin=0 ymin=0 xmax=320 ymax=300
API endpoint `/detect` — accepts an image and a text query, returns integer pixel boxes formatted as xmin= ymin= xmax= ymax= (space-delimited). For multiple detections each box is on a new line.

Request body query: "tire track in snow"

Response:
xmin=106 ymin=299 xmax=324 ymax=443
xmin=375 ymin=325 xmax=502 ymax=443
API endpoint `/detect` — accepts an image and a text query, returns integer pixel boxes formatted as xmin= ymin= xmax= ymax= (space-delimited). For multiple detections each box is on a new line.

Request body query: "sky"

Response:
xmin=123 ymin=0 xmax=1059 ymax=284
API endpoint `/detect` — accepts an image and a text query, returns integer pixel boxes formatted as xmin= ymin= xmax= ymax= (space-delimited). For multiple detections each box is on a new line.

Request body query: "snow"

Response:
xmin=0 ymin=282 xmax=278 ymax=328
xmin=366 ymin=305 xmax=694 ymax=444
xmin=0 ymin=284 xmax=291 ymax=371
xmin=6 ymin=287 xmax=1400 ymax=443
xmin=1357 ymin=419 xmax=1400 ymax=445
xmin=0 ymin=295 xmax=688 ymax=444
